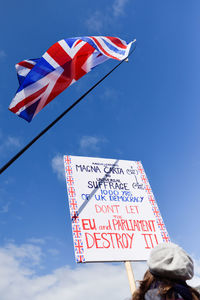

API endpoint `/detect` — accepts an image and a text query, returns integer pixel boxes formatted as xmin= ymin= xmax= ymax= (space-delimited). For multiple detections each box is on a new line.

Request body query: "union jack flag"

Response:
xmin=9 ymin=36 xmax=134 ymax=122
xmin=161 ymin=231 xmax=170 ymax=242
xmin=72 ymin=223 xmax=82 ymax=238
xmin=74 ymin=239 xmax=84 ymax=254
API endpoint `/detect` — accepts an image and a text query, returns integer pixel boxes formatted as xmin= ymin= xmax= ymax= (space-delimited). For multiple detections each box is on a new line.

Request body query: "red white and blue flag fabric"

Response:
xmin=9 ymin=36 xmax=133 ymax=122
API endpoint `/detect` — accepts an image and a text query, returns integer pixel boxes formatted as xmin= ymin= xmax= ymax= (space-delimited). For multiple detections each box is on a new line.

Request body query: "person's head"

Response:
xmin=147 ymin=242 xmax=194 ymax=281
xmin=132 ymin=243 xmax=198 ymax=300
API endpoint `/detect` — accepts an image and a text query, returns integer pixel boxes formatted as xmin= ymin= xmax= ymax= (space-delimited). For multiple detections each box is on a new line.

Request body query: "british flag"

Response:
xmin=72 ymin=223 xmax=82 ymax=239
xmin=9 ymin=36 xmax=134 ymax=122
xmin=74 ymin=239 xmax=84 ymax=254
xmin=161 ymin=231 xmax=170 ymax=242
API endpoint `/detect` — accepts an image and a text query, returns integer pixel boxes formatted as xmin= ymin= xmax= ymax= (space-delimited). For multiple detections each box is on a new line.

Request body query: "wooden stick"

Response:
xmin=125 ymin=261 xmax=136 ymax=295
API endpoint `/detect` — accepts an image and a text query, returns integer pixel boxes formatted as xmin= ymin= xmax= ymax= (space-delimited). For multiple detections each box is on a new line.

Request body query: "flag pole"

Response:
xmin=0 ymin=40 xmax=136 ymax=175
xmin=125 ymin=261 xmax=136 ymax=296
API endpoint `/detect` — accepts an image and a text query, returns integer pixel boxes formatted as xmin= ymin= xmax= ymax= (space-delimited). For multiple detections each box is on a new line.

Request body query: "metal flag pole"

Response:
xmin=0 ymin=40 xmax=136 ymax=175
xmin=125 ymin=261 xmax=136 ymax=295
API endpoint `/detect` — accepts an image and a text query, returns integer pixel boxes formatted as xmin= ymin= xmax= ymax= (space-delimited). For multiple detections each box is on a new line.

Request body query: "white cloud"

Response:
xmin=0 ymin=241 xmax=144 ymax=300
xmin=100 ymin=87 xmax=122 ymax=101
xmin=0 ymin=179 xmax=12 ymax=214
xmin=27 ymin=238 xmax=46 ymax=245
xmin=0 ymin=135 xmax=21 ymax=154
xmin=51 ymin=136 xmax=107 ymax=181
xmin=51 ymin=154 xmax=65 ymax=181
xmin=0 ymin=241 xmax=199 ymax=300
xmin=0 ymin=50 xmax=6 ymax=60
xmin=85 ymin=0 xmax=130 ymax=32
xmin=85 ymin=11 xmax=105 ymax=32
xmin=79 ymin=135 xmax=107 ymax=154
xmin=5 ymin=136 xmax=21 ymax=148
xmin=112 ymin=0 xmax=129 ymax=17
xmin=3 ymin=243 xmax=43 ymax=267
xmin=0 ymin=202 xmax=10 ymax=213
xmin=188 ymin=257 xmax=200 ymax=287
xmin=47 ymin=248 xmax=59 ymax=256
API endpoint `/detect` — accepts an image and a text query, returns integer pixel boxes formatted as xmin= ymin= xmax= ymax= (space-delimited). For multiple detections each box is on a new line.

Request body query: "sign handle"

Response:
xmin=125 ymin=261 xmax=136 ymax=295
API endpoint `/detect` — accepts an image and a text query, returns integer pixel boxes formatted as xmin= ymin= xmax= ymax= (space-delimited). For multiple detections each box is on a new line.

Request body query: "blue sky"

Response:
xmin=1 ymin=0 xmax=200 ymax=298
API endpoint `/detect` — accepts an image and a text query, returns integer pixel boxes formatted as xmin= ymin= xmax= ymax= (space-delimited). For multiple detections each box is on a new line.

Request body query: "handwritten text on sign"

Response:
xmin=64 ymin=156 xmax=170 ymax=263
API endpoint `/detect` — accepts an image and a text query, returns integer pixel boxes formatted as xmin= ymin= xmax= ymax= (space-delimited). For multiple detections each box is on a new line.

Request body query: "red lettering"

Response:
xmin=95 ymin=204 xmax=120 ymax=214
xmin=95 ymin=205 xmax=102 ymax=213
xmin=101 ymin=233 xmax=111 ymax=248
xmin=82 ymin=219 xmax=90 ymax=230
xmin=112 ymin=219 xmax=119 ymax=230
xmin=127 ymin=233 xmax=134 ymax=248
xmin=142 ymin=233 xmax=158 ymax=249
xmin=93 ymin=233 xmax=103 ymax=248
xmin=116 ymin=233 xmax=124 ymax=248
xmin=82 ymin=219 xmax=97 ymax=230
xmin=85 ymin=233 xmax=94 ymax=248
xmin=84 ymin=232 xmax=135 ymax=249
xmin=154 ymin=234 xmax=158 ymax=245
xmin=122 ymin=233 xmax=128 ymax=248
xmin=125 ymin=205 xmax=139 ymax=214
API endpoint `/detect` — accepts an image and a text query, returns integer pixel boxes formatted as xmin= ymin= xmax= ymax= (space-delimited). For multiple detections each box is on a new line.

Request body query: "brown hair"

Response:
xmin=132 ymin=270 xmax=200 ymax=300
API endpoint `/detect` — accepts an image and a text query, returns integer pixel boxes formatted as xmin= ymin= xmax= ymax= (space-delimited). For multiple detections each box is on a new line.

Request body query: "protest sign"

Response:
xmin=64 ymin=155 xmax=170 ymax=263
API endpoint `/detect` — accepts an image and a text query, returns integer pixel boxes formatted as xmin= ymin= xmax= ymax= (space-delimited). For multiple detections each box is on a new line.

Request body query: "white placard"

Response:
xmin=64 ymin=155 xmax=170 ymax=263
